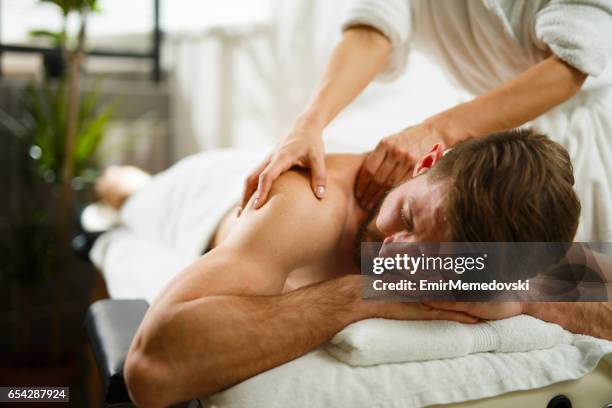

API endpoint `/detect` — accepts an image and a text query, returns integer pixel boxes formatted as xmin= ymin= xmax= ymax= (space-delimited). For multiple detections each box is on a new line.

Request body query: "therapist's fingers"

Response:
xmin=355 ymin=148 xmax=386 ymax=201
xmin=368 ymin=155 xmax=416 ymax=210
xmin=240 ymin=157 xmax=270 ymax=212
xmin=361 ymin=159 xmax=397 ymax=210
xmin=309 ymin=152 xmax=327 ymax=199
xmin=253 ymin=154 xmax=294 ymax=208
xmin=367 ymin=159 xmax=410 ymax=208
xmin=366 ymin=185 xmax=391 ymax=212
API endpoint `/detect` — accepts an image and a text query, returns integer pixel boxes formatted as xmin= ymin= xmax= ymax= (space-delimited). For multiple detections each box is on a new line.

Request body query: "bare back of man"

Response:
xmin=96 ymin=154 xmax=369 ymax=291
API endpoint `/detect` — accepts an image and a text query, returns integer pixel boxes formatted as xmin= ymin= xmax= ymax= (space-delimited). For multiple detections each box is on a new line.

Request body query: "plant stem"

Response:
xmin=61 ymin=13 xmax=87 ymax=197
xmin=52 ymin=10 xmax=88 ymax=364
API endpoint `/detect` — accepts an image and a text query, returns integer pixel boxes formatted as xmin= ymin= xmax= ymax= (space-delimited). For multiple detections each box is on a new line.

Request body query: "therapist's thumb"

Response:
xmin=310 ymin=153 xmax=327 ymax=199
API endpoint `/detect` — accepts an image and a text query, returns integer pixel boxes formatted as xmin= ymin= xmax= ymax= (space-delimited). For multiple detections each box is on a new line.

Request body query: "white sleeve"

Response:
xmin=534 ymin=0 xmax=612 ymax=76
xmin=341 ymin=0 xmax=412 ymax=81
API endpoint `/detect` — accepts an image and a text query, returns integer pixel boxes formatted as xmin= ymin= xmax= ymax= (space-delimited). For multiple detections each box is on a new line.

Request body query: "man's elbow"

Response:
xmin=124 ymin=346 xmax=170 ymax=408
xmin=123 ymin=305 xmax=220 ymax=406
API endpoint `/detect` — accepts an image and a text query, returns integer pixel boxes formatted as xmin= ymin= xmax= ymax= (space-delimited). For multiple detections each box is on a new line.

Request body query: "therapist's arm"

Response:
xmin=298 ymin=26 xmax=391 ymax=130
xmin=357 ymin=55 xmax=588 ymax=208
xmin=241 ymin=26 xmax=390 ymax=209
xmin=427 ymin=55 xmax=587 ymax=143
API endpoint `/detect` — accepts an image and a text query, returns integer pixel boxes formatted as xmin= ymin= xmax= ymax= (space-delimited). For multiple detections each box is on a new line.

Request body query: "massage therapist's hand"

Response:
xmin=422 ymin=301 xmax=525 ymax=321
xmin=356 ymin=123 xmax=445 ymax=210
xmin=240 ymin=119 xmax=327 ymax=212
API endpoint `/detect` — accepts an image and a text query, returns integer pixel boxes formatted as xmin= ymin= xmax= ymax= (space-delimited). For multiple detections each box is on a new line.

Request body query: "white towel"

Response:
xmin=326 ymin=315 xmax=574 ymax=366
xmin=204 ymin=335 xmax=612 ymax=408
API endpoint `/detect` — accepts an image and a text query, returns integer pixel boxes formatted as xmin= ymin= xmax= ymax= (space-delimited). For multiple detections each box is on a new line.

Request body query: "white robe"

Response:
xmin=343 ymin=0 xmax=612 ymax=241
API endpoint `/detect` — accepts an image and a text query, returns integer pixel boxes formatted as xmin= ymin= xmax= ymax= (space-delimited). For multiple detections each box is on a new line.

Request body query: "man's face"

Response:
xmin=375 ymin=174 xmax=450 ymax=243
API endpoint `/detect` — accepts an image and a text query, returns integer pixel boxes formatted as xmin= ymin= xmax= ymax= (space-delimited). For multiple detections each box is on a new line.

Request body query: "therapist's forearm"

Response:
xmin=426 ymin=55 xmax=587 ymax=144
xmin=524 ymin=302 xmax=612 ymax=340
xmin=297 ymin=26 xmax=391 ymax=130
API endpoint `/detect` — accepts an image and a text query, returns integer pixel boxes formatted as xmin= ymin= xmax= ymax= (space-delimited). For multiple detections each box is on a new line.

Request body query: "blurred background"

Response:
xmin=0 ymin=0 xmax=467 ymax=406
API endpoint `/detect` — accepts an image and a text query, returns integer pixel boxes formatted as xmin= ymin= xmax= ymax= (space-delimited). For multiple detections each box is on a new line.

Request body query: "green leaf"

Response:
xmin=74 ymin=101 xmax=115 ymax=172
xmin=40 ymin=0 xmax=99 ymax=15
xmin=78 ymin=83 xmax=101 ymax=125
xmin=29 ymin=29 xmax=66 ymax=47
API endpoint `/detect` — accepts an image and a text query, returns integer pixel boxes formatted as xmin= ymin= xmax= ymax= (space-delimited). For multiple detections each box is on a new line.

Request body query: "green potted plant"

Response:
xmin=0 ymin=0 xmax=114 ymax=388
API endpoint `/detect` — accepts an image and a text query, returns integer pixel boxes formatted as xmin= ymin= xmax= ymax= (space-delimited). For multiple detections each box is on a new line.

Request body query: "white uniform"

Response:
xmin=344 ymin=0 xmax=612 ymax=241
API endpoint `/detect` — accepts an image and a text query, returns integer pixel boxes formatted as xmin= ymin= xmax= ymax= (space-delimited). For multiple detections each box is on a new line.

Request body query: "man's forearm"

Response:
xmin=426 ymin=55 xmax=587 ymax=144
xmin=125 ymin=275 xmax=366 ymax=407
xmin=524 ymin=302 xmax=612 ymax=340
xmin=298 ymin=26 xmax=390 ymax=130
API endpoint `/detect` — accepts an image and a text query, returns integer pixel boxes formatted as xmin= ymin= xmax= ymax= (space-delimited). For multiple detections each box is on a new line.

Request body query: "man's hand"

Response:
xmin=355 ymin=123 xmax=445 ymax=210
xmin=364 ymin=300 xmax=480 ymax=323
xmin=422 ymin=301 xmax=525 ymax=321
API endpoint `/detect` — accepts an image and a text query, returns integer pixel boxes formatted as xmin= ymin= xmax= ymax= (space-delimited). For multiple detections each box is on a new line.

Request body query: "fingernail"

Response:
xmin=253 ymin=198 xmax=259 ymax=208
xmin=316 ymin=185 xmax=326 ymax=198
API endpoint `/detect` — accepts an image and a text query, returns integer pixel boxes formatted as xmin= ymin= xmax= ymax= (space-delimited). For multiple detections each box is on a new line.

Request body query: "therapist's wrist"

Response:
xmin=423 ymin=111 xmax=474 ymax=147
xmin=294 ymin=110 xmax=329 ymax=134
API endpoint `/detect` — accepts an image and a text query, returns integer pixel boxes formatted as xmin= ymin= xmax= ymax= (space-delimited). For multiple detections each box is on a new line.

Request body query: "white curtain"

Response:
xmin=163 ymin=0 xmax=468 ymax=161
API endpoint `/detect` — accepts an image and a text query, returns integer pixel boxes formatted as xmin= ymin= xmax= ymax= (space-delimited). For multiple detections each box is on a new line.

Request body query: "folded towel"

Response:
xmin=326 ymin=315 xmax=574 ymax=366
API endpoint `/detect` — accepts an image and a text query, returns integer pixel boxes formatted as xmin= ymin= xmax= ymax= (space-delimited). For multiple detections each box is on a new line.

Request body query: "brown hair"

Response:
xmin=430 ymin=128 xmax=581 ymax=242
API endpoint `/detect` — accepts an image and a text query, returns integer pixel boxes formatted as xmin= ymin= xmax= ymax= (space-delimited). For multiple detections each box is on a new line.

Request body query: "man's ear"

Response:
xmin=412 ymin=143 xmax=446 ymax=177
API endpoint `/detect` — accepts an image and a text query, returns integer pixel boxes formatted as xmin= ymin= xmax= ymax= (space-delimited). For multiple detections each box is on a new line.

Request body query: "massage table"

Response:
xmin=85 ymin=298 xmax=612 ymax=408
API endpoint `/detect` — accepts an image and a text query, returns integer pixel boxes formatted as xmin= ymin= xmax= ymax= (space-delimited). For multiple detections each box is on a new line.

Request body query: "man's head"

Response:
xmin=375 ymin=129 xmax=581 ymax=242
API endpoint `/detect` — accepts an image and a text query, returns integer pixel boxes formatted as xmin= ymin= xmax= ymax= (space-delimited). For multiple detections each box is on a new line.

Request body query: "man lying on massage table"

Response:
xmin=95 ymin=129 xmax=610 ymax=407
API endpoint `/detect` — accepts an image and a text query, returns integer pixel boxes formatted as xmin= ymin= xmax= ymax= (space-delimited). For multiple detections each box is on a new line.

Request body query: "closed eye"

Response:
xmin=400 ymin=207 xmax=414 ymax=232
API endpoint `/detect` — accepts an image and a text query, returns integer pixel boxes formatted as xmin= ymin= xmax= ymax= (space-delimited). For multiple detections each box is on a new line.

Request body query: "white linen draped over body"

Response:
xmin=343 ymin=0 xmax=612 ymax=241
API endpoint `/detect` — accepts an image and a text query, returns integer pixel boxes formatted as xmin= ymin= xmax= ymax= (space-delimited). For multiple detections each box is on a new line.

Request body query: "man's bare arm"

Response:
xmin=127 ymin=275 xmax=475 ymax=408
xmin=127 ymin=275 xmax=353 ymax=407
xmin=524 ymin=302 xmax=612 ymax=340
xmin=124 ymin=171 xmax=346 ymax=407
xmin=524 ymin=246 xmax=612 ymax=339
